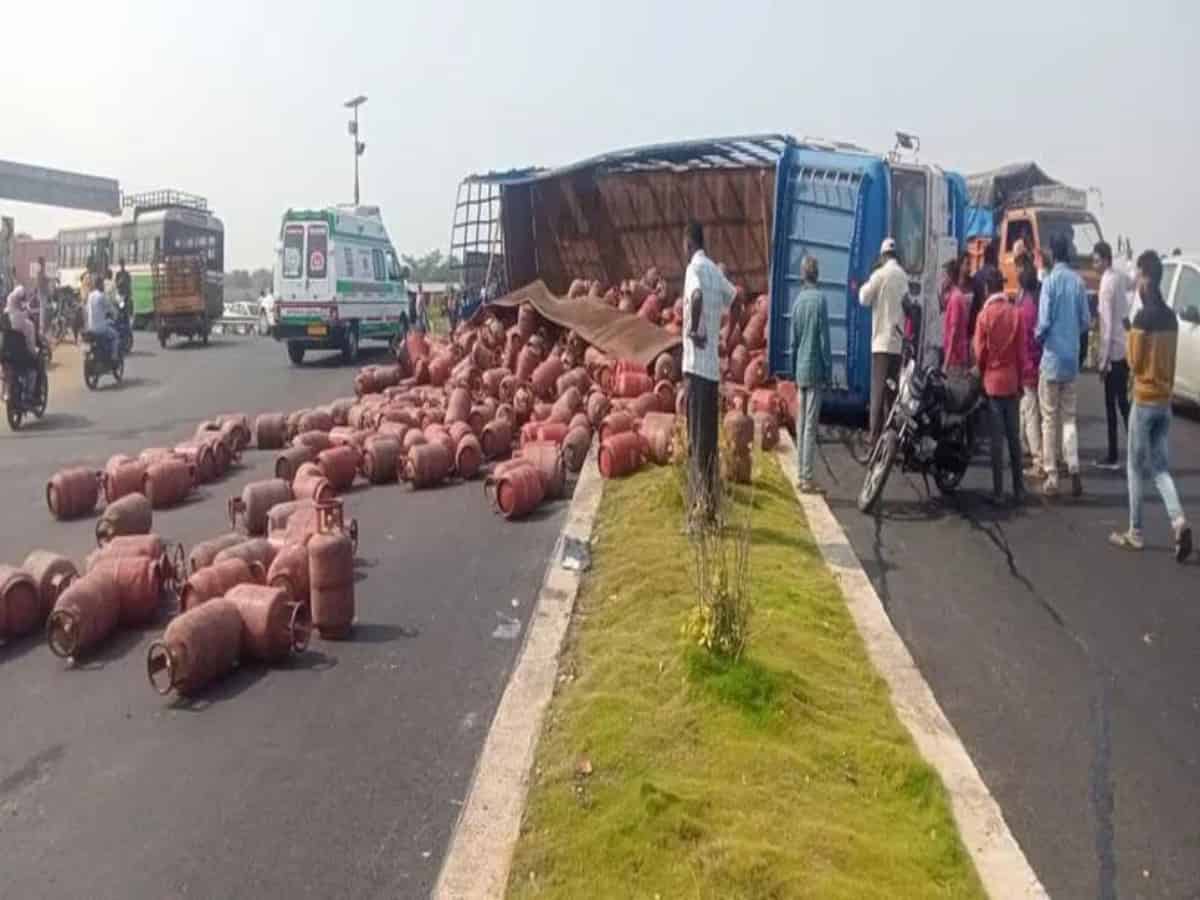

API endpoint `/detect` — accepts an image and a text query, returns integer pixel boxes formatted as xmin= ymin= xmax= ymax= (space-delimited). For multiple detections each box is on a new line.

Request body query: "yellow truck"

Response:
xmin=154 ymin=255 xmax=210 ymax=347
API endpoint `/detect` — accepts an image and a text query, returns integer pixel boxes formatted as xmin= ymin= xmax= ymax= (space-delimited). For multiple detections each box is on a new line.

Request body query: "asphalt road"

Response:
xmin=0 ymin=335 xmax=567 ymax=899
xmin=818 ymin=378 xmax=1200 ymax=900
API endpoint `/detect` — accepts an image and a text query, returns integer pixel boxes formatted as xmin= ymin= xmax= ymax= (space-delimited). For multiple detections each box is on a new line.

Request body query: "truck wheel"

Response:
xmin=341 ymin=324 xmax=360 ymax=364
xmin=287 ymin=342 xmax=306 ymax=366
xmin=158 ymin=331 xmax=169 ymax=349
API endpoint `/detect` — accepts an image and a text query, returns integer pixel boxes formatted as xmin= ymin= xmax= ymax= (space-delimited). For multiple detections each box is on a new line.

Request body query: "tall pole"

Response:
xmin=344 ymin=95 xmax=367 ymax=207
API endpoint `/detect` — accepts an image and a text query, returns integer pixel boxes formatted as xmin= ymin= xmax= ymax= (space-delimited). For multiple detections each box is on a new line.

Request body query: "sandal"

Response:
xmin=1109 ymin=530 xmax=1145 ymax=551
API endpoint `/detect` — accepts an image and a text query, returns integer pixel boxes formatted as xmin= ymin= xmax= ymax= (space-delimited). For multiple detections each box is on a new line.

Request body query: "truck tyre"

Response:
xmin=341 ymin=323 xmax=360 ymax=364
xmin=287 ymin=342 xmax=306 ymax=366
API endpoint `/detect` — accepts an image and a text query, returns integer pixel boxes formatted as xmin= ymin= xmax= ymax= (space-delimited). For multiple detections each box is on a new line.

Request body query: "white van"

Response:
xmin=1160 ymin=254 xmax=1200 ymax=407
xmin=272 ymin=205 xmax=409 ymax=364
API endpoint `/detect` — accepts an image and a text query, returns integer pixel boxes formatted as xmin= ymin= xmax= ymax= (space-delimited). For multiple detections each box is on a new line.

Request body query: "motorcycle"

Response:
xmin=2 ymin=344 xmax=49 ymax=431
xmin=116 ymin=301 xmax=134 ymax=355
xmin=857 ymin=327 xmax=985 ymax=514
xmin=82 ymin=326 xmax=125 ymax=389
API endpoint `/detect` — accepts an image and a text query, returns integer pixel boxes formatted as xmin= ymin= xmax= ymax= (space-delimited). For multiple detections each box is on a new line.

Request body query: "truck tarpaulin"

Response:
xmin=488 ymin=279 xmax=681 ymax=368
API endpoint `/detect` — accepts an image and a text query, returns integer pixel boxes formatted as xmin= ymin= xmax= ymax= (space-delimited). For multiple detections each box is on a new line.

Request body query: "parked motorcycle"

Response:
xmin=82 ymin=330 xmax=125 ymax=389
xmin=2 ymin=345 xmax=49 ymax=430
xmin=857 ymin=333 xmax=985 ymax=514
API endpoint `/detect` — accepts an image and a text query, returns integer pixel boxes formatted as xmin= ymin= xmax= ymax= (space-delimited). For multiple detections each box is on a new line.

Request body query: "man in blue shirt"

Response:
xmin=789 ymin=256 xmax=832 ymax=493
xmin=1035 ymin=234 xmax=1091 ymax=497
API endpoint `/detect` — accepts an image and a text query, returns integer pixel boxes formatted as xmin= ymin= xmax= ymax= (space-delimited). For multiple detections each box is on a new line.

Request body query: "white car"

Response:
xmin=1160 ymin=254 xmax=1200 ymax=407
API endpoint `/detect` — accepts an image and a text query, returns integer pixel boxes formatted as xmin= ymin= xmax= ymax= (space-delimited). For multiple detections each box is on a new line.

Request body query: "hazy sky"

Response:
xmin=2 ymin=0 xmax=1195 ymax=270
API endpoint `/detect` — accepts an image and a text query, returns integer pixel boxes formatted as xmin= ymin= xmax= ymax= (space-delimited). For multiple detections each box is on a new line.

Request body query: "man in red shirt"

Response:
xmin=974 ymin=269 xmax=1027 ymax=506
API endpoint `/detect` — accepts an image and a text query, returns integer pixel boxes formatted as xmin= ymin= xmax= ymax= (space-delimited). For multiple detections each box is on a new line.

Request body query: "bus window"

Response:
xmin=386 ymin=250 xmax=402 ymax=281
xmin=890 ymin=169 xmax=927 ymax=274
xmin=306 ymin=225 xmax=328 ymax=279
xmin=343 ymin=245 xmax=355 ymax=278
xmin=282 ymin=225 xmax=304 ymax=279
xmin=372 ymin=248 xmax=385 ymax=281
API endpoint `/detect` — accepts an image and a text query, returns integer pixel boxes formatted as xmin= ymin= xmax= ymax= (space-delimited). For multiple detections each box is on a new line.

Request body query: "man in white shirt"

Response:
xmin=1093 ymin=240 xmax=1132 ymax=469
xmin=682 ymin=222 xmax=736 ymax=522
xmin=86 ymin=274 xmax=119 ymax=360
xmin=858 ymin=237 xmax=909 ymax=444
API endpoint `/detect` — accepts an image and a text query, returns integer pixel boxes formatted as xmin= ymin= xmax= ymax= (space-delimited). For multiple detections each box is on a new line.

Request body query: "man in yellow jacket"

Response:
xmin=1109 ymin=251 xmax=1191 ymax=561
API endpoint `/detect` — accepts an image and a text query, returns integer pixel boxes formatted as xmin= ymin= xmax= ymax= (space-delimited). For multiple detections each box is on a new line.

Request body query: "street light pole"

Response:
xmin=344 ymin=95 xmax=367 ymax=207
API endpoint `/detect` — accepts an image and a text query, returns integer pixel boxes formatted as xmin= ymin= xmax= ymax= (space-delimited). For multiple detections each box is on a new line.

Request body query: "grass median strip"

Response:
xmin=508 ymin=455 xmax=984 ymax=899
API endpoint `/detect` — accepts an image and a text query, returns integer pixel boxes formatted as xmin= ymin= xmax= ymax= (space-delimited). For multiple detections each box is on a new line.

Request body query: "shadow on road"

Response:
xmin=168 ymin=663 xmax=269 ymax=710
xmin=0 ymin=634 xmax=45 ymax=665
xmin=351 ymin=623 xmax=420 ymax=643
xmin=0 ymin=411 xmax=95 ymax=436
xmin=110 ymin=376 xmax=161 ymax=390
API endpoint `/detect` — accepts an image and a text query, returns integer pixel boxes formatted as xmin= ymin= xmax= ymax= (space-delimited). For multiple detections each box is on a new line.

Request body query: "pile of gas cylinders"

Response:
xmin=10 ymin=270 xmax=798 ymax=698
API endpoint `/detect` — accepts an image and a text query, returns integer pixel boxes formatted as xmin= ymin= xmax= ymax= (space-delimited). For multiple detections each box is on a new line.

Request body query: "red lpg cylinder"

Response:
xmin=47 ymin=570 xmax=122 ymax=659
xmin=599 ymin=431 xmax=647 ymax=479
xmin=21 ymin=551 xmax=78 ymax=622
xmin=46 ymin=467 xmax=101 ymax=520
xmin=188 ymin=533 xmax=245 ymax=574
xmin=317 ymin=445 xmax=360 ymax=492
xmin=180 ymin=557 xmax=264 ymax=612
xmin=487 ymin=462 xmax=545 ymax=519
xmin=226 ymin=583 xmax=310 ymax=663
xmin=89 ymin=554 xmax=174 ymax=627
xmin=0 ymin=565 xmax=45 ymax=640
xmin=309 ymin=506 xmax=355 ymax=639
xmin=143 ymin=459 xmax=194 ymax=509
xmin=103 ymin=455 xmax=146 ymax=504
xmin=229 ymin=479 xmax=294 ymax=536
xmin=95 ymin=493 xmax=153 ymax=545
xmin=147 ymin=598 xmax=243 ymax=697
xmin=267 ymin=542 xmax=311 ymax=609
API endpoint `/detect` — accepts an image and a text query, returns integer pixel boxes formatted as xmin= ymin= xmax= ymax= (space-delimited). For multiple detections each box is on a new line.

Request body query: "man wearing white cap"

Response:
xmin=859 ymin=237 xmax=909 ymax=445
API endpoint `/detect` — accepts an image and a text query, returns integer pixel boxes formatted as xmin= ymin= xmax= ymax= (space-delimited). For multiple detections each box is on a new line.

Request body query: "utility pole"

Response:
xmin=345 ymin=95 xmax=367 ymax=206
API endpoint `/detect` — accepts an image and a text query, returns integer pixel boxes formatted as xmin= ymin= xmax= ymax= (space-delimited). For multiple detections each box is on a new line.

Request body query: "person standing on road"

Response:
xmin=974 ymin=269 xmax=1027 ymax=506
xmin=1093 ymin=240 xmax=1132 ymax=469
xmin=1035 ymin=233 xmax=1091 ymax=497
xmin=683 ymin=222 xmax=736 ymax=523
xmin=1109 ymin=251 xmax=1192 ymax=561
xmin=86 ymin=274 xmax=119 ymax=361
xmin=971 ymin=243 xmax=1000 ymax=338
xmin=859 ymin=237 xmax=908 ymax=446
xmin=1016 ymin=265 xmax=1044 ymax=479
xmin=942 ymin=255 xmax=971 ymax=373
xmin=789 ymin=256 xmax=832 ymax=495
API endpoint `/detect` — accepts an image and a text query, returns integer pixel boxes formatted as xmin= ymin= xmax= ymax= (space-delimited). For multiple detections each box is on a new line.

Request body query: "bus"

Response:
xmin=56 ymin=191 xmax=224 ymax=328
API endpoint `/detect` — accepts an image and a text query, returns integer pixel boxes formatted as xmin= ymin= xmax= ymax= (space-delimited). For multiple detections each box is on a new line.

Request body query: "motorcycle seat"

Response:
xmin=941 ymin=372 xmax=982 ymax=415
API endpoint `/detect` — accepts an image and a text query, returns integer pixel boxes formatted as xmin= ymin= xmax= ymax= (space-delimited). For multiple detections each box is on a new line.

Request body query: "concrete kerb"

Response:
xmin=434 ymin=441 xmax=605 ymax=899
xmin=775 ymin=431 xmax=1049 ymax=899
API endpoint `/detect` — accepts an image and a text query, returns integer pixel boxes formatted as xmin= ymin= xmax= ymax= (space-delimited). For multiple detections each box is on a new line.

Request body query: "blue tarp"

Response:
xmin=965 ymin=204 xmax=996 ymax=240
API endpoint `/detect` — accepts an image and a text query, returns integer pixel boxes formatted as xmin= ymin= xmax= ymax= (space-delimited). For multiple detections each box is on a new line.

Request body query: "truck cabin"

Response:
xmin=999 ymin=207 xmax=1104 ymax=297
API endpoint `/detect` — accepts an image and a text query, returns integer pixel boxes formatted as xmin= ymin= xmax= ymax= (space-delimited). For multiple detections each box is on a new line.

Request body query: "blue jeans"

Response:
xmin=796 ymin=386 xmax=822 ymax=483
xmin=1127 ymin=402 xmax=1185 ymax=533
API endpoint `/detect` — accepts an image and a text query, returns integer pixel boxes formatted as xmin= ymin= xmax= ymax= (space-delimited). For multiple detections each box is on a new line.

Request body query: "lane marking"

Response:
xmin=434 ymin=443 xmax=604 ymax=899
xmin=776 ymin=433 xmax=1049 ymax=899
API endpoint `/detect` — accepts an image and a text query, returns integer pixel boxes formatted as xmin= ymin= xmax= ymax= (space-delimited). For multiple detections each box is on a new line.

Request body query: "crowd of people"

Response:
xmin=776 ymin=230 xmax=1192 ymax=563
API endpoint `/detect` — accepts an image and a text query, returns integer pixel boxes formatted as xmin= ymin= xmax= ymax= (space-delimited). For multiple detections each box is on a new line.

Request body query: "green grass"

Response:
xmin=507 ymin=456 xmax=985 ymax=900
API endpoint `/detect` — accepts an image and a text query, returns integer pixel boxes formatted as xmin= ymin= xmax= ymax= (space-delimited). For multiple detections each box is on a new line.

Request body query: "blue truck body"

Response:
xmin=453 ymin=135 xmax=967 ymax=415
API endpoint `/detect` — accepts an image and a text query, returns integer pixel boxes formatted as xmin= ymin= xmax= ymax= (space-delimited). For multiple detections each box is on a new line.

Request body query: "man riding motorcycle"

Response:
xmin=2 ymin=286 xmax=47 ymax=409
xmin=86 ymin=275 xmax=120 ymax=362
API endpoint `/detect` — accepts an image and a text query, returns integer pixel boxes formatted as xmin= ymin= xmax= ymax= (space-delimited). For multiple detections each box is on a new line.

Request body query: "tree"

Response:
xmin=400 ymin=250 xmax=460 ymax=283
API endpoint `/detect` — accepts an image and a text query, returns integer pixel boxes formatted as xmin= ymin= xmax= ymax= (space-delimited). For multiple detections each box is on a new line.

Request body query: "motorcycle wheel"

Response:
xmin=6 ymin=399 xmax=23 ymax=431
xmin=84 ymin=359 xmax=99 ymax=390
xmin=112 ymin=355 xmax=125 ymax=385
xmin=33 ymin=371 xmax=48 ymax=418
xmin=848 ymin=429 xmax=874 ymax=466
xmin=858 ymin=430 xmax=899 ymax=514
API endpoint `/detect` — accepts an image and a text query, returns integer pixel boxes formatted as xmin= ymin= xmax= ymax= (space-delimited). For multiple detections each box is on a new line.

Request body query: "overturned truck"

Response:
xmin=450 ymin=134 xmax=966 ymax=415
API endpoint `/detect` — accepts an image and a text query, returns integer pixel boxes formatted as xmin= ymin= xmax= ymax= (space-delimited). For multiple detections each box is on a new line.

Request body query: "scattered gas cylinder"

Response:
xmin=455 ymin=433 xmax=483 ymax=480
xmin=47 ymin=570 xmax=122 ymax=660
xmin=254 ymin=412 xmax=288 ymax=450
xmin=47 ymin=467 xmax=101 ymax=520
xmin=275 ymin=445 xmax=315 ymax=481
xmin=266 ymin=499 xmax=316 ymax=546
xmin=724 ymin=394 xmax=754 ymax=451
xmin=266 ymin=542 xmax=311 ymax=608
xmin=614 ymin=371 xmax=653 ymax=398
xmin=103 ymin=455 xmax=147 ymax=504
xmin=480 ymin=419 xmax=513 ymax=460
xmin=226 ymin=583 xmax=310 ymax=663
xmin=599 ymin=410 xmax=636 ymax=442
xmin=21 ymin=551 xmax=78 ymax=619
xmin=317 ymin=445 xmax=360 ymax=492
xmin=188 ymin=533 xmax=245 ymax=574
xmin=212 ymin=538 xmax=278 ymax=574
xmin=562 ymin=426 xmax=592 ymax=472
xmin=361 ymin=435 xmax=401 ymax=484
xmin=486 ymin=462 xmax=545 ymax=519
xmin=519 ymin=440 xmax=567 ymax=499
xmin=298 ymin=409 xmax=334 ymax=434
xmin=172 ymin=442 xmax=217 ymax=484
xmin=292 ymin=462 xmax=336 ymax=504
xmin=0 ymin=565 xmax=44 ymax=640
xmin=229 ymin=479 xmax=294 ymax=536
xmin=401 ymin=442 xmax=452 ymax=489
xmin=180 ymin=557 xmax=264 ymax=612
xmin=753 ymin=411 xmax=780 ymax=451
xmin=89 ymin=553 xmax=174 ymax=627
xmin=95 ymin=493 xmax=153 ymax=545
xmin=599 ymin=431 xmax=647 ymax=479
xmin=86 ymin=533 xmax=172 ymax=570
xmin=309 ymin=505 xmax=355 ymax=639
xmin=293 ymin=430 xmax=334 ymax=454
xmin=147 ymin=597 xmax=243 ymax=697
xmin=144 ymin=458 xmax=194 ymax=509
